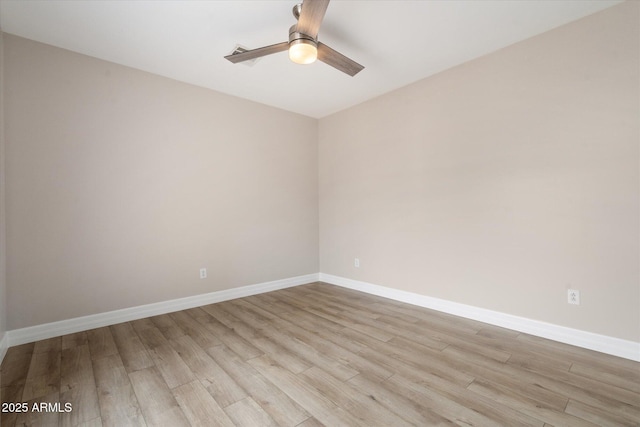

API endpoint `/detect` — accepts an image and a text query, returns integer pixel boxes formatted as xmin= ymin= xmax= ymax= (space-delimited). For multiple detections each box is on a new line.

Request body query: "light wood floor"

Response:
xmin=1 ymin=282 xmax=639 ymax=427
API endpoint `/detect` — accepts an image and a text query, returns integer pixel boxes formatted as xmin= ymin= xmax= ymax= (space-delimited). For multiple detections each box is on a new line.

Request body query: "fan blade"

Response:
xmin=296 ymin=0 xmax=330 ymax=38
xmin=317 ymin=42 xmax=364 ymax=76
xmin=224 ymin=42 xmax=289 ymax=63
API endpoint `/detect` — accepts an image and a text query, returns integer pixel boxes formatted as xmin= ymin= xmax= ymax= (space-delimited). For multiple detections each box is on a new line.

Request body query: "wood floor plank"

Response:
xmin=92 ymin=354 xmax=145 ymax=427
xmin=59 ymin=344 xmax=101 ymax=427
xmin=77 ymin=417 xmax=103 ymax=427
xmin=134 ymin=323 xmax=170 ymax=350
xmin=300 ymin=366 xmax=413 ymax=427
xmin=225 ymin=301 xmax=358 ymax=379
xmin=283 ymin=312 xmax=370 ymax=354
xmin=298 ymin=290 xmax=394 ymax=326
xmin=169 ymin=310 xmax=223 ymax=349
xmin=516 ymin=332 xmax=640 ymax=372
xmin=380 ymin=313 xmax=512 ymax=361
xmin=243 ymin=292 xmax=298 ymax=314
xmin=569 ymin=361 xmax=640 ymax=393
xmin=3 ymin=342 xmax=35 ymax=361
xmin=345 ymin=329 xmax=472 ymax=389
xmin=0 ymin=343 xmax=35 ymax=427
xmin=62 ymin=332 xmax=88 ymax=350
xmin=195 ymin=312 xmax=263 ymax=360
xmin=384 ymin=336 xmax=476 ymax=387
xmin=367 ymin=298 xmax=484 ymax=335
xmin=60 ymin=386 xmax=101 ymax=427
xmin=565 ymin=398 xmax=640 ymax=427
xmin=358 ymin=301 xmax=422 ymax=325
xmin=476 ymin=324 xmax=522 ymax=340
xmin=302 ymin=284 xmax=375 ymax=306
xmin=172 ymin=380 xmax=235 ymax=427
xmin=14 ymin=391 xmax=61 ymax=427
xmin=86 ymin=327 xmax=118 ymax=361
xmin=386 ymin=373 xmax=505 ymax=427
xmin=444 ymin=344 xmax=640 ymax=419
xmin=306 ymin=306 xmax=395 ymax=342
xmin=129 ymin=317 xmax=155 ymax=333
xmin=269 ymin=288 xmax=318 ymax=311
xmin=275 ymin=301 xmax=347 ymax=335
xmin=227 ymin=320 xmax=312 ymax=374
xmin=295 ymin=417 xmax=325 ymax=427
xmin=278 ymin=309 xmax=368 ymax=354
xmin=20 ymin=338 xmax=62 ymax=405
xmin=467 ymin=378 xmax=600 ymax=426
xmin=168 ymin=335 xmax=247 ymax=408
xmin=230 ymin=299 xmax=360 ymax=381
xmin=507 ymin=349 xmax=574 ymax=374
xmin=347 ymin=373 xmax=455 ymax=426
xmin=1 ymin=344 xmax=33 ymax=389
xmin=302 ymin=291 xmax=386 ymax=322
xmin=109 ymin=323 xmax=154 ymax=373
xmin=199 ymin=303 xmax=243 ymax=328
xmin=248 ymin=354 xmax=369 ymax=427
xmin=22 ymin=348 xmax=61 ymax=401
xmin=224 ymin=396 xmax=279 ymax=427
xmin=208 ymin=344 xmax=310 ymax=427
xmin=150 ymin=314 xmax=185 ymax=341
xmin=34 ymin=337 xmax=62 ymax=354
xmin=1 ymin=381 xmax=24 ymax=427
xmin=60 ymin=383 xmax=101 ymax=427
xmin=128 ymin=366 xmax=190 ymax=426
xmin=458 ymin=327 xmax=599 ymax=374
xmin=358 ymin=344 xmax=543 ymax=426
xmin=437 ymin=346 xmax=570 ymax=411
xmin=148 ymin=343 xmax=195 ymax=389
xmin=250 ymin=299 xmax=394 ymax=381
xmin=184 ymin=306 xmax=211 ymax=322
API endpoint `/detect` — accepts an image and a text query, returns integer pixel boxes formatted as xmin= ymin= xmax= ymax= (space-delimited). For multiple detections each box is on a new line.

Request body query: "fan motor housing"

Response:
xmin=289 ymin=25 xmax=317 ymax=46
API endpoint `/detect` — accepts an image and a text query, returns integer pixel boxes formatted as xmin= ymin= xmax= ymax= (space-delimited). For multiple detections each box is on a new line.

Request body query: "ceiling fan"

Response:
xmin=224 ymin=0 xmax=364 ymax=77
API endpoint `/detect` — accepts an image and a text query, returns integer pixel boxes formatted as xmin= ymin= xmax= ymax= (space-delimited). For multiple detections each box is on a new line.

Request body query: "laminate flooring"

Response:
xmin=1 ymin=282 xmax=639 ymax=426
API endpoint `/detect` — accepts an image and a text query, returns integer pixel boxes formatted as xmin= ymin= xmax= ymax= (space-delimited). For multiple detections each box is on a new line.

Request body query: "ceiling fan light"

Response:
xmin=289 ymin=39 xmax=317 ymax=65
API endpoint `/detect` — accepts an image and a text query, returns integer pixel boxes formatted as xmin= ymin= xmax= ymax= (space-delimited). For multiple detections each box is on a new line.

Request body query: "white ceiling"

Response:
xmin=0 ymin=0 xmax=622 ymax=118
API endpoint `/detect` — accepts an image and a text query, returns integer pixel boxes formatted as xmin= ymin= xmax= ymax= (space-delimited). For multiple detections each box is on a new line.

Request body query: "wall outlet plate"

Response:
xmin=568 ymin=289 xmax=580 ymax=305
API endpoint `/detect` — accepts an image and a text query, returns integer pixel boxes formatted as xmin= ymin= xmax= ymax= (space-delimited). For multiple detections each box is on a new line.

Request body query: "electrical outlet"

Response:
xmin=354 ymin=258 xmax=360 ymax=268
xmin=200 ymin=268 xmax=207 ymax=279
xmin=568 ymin=289 xmax=580 ymax=305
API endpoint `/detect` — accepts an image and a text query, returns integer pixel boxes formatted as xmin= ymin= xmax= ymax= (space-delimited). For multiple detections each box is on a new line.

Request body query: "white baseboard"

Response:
xmin=4 ymin=272 xmax=639 ymax=363
xmin=320 ymin=273 xmax=640 ymax=362
xmin=6 ymin=273 xmax=319 ymax=349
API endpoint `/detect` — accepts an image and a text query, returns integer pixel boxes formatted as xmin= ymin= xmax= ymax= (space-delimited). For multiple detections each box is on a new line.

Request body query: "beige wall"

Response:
xmin=319 ymin=2 xmax=639 ymax=341
xmin=4 ymin=35 xmax=319 ymax=330
xmin=2 ymin=2 xmax=638 ymax=344
xmin=0 ymin=32 xmax=6 ymax=343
